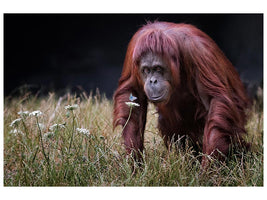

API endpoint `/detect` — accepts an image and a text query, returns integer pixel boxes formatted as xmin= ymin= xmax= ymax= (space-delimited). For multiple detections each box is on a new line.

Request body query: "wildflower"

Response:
xmin=10 ymin=118 xmax=22 ymax=127
xmin=125 ymin=102 xmax=140 ymax=107
xmin=76 ymin=128 xmax=90 ymax=137
xmin=64 ymin=104 xmax=78 ymax=111
xmin=9 ymin=129 xmax=24 ymax=135
xmin=18 ymin=111 xmax=29 ymax=118
xmin=49 ymin=123 xmax=65 ymax=131
xmin=122 ymin=93 xmax=140 ymax=131
xmin=29 ymin=110 xmax=43 ymax=117
xmin=129 ymin=93 xmax=137 ymax=102
xmin=125 ymin=93 xmax=140 ymax=107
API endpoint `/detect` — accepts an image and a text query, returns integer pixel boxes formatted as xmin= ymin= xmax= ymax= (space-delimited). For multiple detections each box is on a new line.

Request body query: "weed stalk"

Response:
xmin=36 ymin=116 xmax=50 ymax=166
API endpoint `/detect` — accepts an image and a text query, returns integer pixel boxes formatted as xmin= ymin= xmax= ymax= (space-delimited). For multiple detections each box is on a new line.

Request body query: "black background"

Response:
xmin=4 ymin=14 xmax=263 ymax=98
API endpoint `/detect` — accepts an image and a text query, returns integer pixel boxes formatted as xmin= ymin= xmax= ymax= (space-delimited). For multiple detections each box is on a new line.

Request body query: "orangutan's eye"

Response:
xmin=156 ymin=66 xmax=163 ymax=72
xmin=142 ymin=67 xmax=150 ymax=74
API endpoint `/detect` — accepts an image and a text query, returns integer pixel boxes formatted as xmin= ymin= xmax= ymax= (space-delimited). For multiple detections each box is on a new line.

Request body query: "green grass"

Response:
xmin=4 ymin=91 xmax=263 ymax=186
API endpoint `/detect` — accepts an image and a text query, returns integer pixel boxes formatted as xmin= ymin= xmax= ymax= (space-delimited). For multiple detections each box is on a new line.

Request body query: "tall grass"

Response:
xmin=4 ymin=91 xmax=263 ymax=186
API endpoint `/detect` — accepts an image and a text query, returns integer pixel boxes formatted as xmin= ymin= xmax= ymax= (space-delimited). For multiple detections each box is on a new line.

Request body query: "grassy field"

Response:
xmin=4 ymin=91 xmax=263 ymax=186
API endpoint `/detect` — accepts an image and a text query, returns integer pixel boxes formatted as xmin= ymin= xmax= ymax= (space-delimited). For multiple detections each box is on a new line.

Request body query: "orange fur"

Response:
xmin=113 ymin=21 xmax=250 ymax=166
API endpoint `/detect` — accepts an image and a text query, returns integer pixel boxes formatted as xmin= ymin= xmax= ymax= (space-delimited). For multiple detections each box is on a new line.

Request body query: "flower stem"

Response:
xmin=68 ymin=111 xmax=75 ymax=154
xmin=36 ymin=117 xmax=50 ymax=166
xmin=21 ymin=119 xmax=29 ymax=138
xmin=122 ymin=106 xmax=133 ymax=132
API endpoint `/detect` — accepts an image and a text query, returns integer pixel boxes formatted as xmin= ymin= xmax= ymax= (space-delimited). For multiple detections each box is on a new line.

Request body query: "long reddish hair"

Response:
xmin=114 ymin=21 xmax=249 ymax=131
xmin=113 ymin=22 xmax=250 ymax=164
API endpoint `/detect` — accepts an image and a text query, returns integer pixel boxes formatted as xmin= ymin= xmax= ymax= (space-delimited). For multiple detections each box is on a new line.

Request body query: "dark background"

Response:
xmin=4 ymin=14 xmax=263 ymax=98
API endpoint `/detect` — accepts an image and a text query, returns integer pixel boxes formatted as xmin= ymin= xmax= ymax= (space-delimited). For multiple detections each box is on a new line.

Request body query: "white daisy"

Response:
xmin=76 ymin=128 xmax=90 ymax=137
xmin=64 ymin=104 xmax=78 ymax=111
xmin=18 ymin=111 xmax=29 ymax=118
xmin=125 ymin=102 xmax=140 ymax=107
xmin=49 ymin=123 xmax=65 ymax=131
xmin=9 ymin=129 xmax=24 ymax=135
xmin=10 ymin=118 xmax=22 ymax=127
xmin=29 ymin=110 xmax=43 ymax=117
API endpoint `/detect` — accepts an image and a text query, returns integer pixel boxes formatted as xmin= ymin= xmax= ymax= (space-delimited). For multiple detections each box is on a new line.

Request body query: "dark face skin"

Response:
xmin=139 ymin=52 xmax=172 ymax=103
